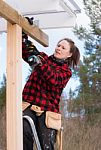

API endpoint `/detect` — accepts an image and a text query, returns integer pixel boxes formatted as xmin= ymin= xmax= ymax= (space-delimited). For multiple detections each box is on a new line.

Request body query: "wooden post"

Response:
xmin=0 ymin=1 xmax=49 ymax=150
xmin=6 ymin=22 xmax=23 ymax=150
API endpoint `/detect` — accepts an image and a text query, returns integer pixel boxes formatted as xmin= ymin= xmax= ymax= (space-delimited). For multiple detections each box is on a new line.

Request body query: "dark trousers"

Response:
xmin=23 ymin=107 xmax=57 ymax=150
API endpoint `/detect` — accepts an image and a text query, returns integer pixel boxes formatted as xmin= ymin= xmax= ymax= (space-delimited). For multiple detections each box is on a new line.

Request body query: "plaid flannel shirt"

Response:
xmin=22 ymin=41 xmax=72 ymax=113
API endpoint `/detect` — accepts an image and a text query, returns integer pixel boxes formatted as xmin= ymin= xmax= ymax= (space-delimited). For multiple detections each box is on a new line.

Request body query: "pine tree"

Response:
xmin=71 ymin=0 xmax=101 ymax=115
xmin=0 ymin=74 xmax=6 ymax=108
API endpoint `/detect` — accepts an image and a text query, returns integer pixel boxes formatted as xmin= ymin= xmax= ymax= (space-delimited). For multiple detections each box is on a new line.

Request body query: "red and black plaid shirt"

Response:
xmin=22 ymin=42 xmax=72 ymax=113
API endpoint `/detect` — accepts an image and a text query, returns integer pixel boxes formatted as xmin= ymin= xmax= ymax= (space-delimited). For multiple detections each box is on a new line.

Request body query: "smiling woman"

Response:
xmin=54 ymin=38 xmax=80 ymax=68
xmin=22 ymin=30 xmax=80 ymax=150
xmin=54 ymin=40 xmax=72 ymax=59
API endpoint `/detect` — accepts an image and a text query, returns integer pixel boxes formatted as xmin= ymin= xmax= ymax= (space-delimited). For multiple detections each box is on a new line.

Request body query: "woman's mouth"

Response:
xmin=55 ymin=50 xmax=60 ymax=55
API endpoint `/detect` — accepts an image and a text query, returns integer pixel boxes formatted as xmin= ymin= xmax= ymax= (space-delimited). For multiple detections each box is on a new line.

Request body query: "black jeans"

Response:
xmin=23 ymin=107 xmax=57 ymax=150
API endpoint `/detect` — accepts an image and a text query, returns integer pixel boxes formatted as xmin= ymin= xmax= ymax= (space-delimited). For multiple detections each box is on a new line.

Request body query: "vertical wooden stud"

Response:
xmin=6 ymin=22 xmax=23 ymax=150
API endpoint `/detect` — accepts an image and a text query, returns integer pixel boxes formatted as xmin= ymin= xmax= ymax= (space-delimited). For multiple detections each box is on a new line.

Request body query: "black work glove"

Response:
xmin=27 ymin=40 xmax=39 ymax=55
xmin=22 ymin=17 xmax=38 ymax=53
xmin=22 ymin=17 xmax=34 ymax=40
xmin=22 ymin=17 xmax=40 ymax=66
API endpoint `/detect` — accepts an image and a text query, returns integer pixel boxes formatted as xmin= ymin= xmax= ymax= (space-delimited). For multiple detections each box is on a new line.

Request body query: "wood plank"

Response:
xmin=0 ymin=0 xmax=49 ymax=47
xmin=6 ymin=22 xmax=23 ymax=150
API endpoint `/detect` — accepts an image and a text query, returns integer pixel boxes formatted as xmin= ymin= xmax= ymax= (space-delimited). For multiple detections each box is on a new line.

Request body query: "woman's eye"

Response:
xmin=57 ymin=44 xmax=60 ymax=47
xmin=57 ymin=44 xmax=65 ymax=49
xmin=62 ymin=46 xmax=65 ymax=49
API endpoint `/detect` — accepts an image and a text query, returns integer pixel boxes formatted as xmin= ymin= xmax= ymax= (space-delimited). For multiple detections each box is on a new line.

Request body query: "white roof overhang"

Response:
xmin=0 ymin=0 xmax=81 ymax=33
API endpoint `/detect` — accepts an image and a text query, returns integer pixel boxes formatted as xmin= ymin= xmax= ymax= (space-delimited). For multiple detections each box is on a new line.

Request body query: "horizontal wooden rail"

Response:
xmin=0 ymin=0 xmax=49 ymax=47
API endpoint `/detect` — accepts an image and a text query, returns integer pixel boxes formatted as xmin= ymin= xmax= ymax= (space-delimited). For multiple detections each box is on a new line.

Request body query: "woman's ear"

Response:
xmin=67 ymin=53 xmax=72 ymax=58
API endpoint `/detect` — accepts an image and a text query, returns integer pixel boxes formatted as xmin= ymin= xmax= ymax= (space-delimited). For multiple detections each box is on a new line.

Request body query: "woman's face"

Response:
xmin=54 ymin=40 xmax=72 ymax=59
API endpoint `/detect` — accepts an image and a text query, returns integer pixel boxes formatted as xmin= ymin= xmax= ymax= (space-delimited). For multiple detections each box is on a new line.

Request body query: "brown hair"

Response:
xmin=58 ymin=38 xmax=80 ymax=69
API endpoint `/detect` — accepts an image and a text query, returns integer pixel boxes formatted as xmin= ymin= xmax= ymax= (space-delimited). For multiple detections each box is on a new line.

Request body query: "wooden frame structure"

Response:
xmin=0 ymin=0 xmax=48 ymax=150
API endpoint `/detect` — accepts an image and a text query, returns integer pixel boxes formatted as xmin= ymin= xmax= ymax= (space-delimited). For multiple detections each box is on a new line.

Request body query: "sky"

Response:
xmin=0 ymin=0 xmax=90 ymax=98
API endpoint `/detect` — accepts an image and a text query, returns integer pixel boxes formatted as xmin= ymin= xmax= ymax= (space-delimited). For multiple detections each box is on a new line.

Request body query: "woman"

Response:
xmin=22 ymin=34 xmax=80 ymax=150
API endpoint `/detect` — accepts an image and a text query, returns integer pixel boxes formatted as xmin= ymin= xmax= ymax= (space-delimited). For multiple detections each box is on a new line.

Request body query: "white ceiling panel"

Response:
xmin=0 ymin=0 xmax=81 ymax=32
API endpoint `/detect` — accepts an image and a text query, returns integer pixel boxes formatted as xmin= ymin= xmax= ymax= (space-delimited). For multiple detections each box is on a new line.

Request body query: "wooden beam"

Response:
xmin=0 ymin=0 xmax=49 ymax=47
xmin=6 ymin=22 xmax=23 ymax=150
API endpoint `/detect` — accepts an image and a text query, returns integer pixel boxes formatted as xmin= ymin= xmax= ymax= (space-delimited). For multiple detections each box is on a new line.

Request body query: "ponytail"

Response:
xmin=70 ymin=46 xmax=80 ymax=68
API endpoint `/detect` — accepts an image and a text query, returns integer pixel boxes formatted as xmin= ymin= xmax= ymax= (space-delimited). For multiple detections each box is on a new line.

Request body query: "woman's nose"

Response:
xmin=57 ymin=46 xmax=62 ymax=51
